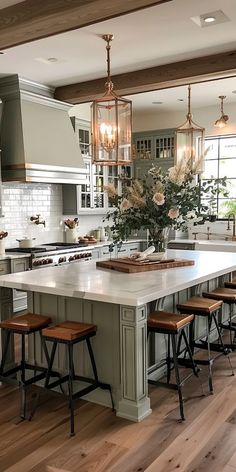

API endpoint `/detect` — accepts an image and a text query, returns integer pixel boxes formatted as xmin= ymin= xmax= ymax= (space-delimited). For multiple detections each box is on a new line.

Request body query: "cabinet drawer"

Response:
xmin=11 ymin=258 xmax=30 ymax=273
xmin=0 ymin=260 xmax=10 ymax=275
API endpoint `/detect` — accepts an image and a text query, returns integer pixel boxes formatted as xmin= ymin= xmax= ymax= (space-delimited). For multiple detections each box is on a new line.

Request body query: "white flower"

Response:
xmin=168 ymin=208 xmax=179 ymax=219
xmin=153 ymin=192 xmax=165 ymax=206
xmin=187 ymin=211 xmax=196 ymax=219
xmin=120 ymin=198 xmax=130 ymax=211
xmin=168 ymin=160 xmax=188 ymax=185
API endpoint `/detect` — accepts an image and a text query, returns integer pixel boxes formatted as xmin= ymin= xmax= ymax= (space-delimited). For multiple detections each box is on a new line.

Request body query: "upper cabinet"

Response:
xmin=133 ymin=128 xmax=175 ymax=178
xmin=62 ymin=118 xmax=132 ymax=214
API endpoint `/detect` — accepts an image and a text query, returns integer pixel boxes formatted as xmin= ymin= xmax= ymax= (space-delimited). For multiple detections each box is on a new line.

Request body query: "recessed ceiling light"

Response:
xmin=47 ymin=57 xmax=58 ymax=63
xmin=34 ymin=57 xmax=64 ymax=65
xmin=152 ymin=101 xmax=163 ymax=105
xmin=203 ymin=16 xmax=216 ymax=23
xmin=0 ymin=51 xmax=5 ymax=55
xmin=177 ymin=99 xmax=184 ymax=102
xmin=232 ymin=90 xmax=236 ymax=94
xmin=191 ymin=10 xmax=230 ymax=28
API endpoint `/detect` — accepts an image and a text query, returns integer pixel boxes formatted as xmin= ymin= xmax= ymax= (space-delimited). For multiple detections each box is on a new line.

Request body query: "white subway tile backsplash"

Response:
xmin=0 ymin=183 xmax=110 ymax=247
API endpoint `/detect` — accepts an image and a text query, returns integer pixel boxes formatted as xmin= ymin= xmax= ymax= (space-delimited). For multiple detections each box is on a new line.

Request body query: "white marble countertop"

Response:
xmin=170 ymin=239 xmax=236 ymax=252
xmin=0 ymin=249 xmax=236 ymax=306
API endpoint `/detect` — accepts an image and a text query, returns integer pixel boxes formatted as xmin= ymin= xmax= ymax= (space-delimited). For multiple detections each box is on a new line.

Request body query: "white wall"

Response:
xmin=133 ymin=102 xmax=236 ymax=136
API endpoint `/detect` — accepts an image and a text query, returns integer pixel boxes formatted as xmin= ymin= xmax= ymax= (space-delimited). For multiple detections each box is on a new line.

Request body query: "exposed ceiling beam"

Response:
xmin=54 ymin=50 xmax=236 ymax=104
xmin=0 ymin=0 xmax=173 ymax=50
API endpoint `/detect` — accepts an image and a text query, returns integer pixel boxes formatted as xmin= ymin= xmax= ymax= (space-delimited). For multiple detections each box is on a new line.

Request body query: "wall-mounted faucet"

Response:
xmin=227 ymin=214 xmax=236 ymax=240
xmin=30 ymin=214 xmax=46 ymax=227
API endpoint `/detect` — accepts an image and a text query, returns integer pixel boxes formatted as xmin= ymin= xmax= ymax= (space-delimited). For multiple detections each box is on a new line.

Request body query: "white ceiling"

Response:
xmin=0 ymin=0 xmax=236 ymax=111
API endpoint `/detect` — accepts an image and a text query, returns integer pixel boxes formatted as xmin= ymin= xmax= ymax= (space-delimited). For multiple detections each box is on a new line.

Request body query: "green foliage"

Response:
xmin=221 ymin=200 xmax=236 ymax=217
xmin=104 ymin=163 xmax=228 ymax=242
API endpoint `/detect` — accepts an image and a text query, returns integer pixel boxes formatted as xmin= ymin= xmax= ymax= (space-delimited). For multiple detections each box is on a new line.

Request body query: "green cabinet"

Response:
xmin=133 ymin=128 xmax=175 ymax=178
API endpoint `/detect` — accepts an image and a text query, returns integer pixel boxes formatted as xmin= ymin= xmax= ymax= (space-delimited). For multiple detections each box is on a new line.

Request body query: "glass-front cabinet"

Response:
xmin=62 ymin=118 xmax=132 ymax=214
xmin=133 ymin=129 xmax=175 ymax=178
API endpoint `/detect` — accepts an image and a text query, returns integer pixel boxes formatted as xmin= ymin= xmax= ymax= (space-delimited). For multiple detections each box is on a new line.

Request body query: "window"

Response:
xmin=201 ymin=135 xmax=236 ymax=218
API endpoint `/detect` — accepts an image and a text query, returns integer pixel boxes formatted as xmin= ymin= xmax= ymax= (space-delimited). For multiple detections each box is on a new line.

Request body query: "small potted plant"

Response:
xmin=64 ymin=218 xmax=79 ymax=243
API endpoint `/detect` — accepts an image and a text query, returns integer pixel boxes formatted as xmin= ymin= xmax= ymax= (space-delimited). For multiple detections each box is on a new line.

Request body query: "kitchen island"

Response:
xmin=0 ymin=249 xmax=236 ymax=422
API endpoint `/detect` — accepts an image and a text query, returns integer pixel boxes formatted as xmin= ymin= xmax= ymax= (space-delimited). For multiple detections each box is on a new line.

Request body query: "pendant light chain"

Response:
xmin=103 ymin=34 xmax=114 ymax=94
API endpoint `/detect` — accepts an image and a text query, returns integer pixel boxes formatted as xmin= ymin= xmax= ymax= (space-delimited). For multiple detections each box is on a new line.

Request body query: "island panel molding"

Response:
xmin=55 ymin=50 xmax=236 ymax=104
xmin=0 ymin=0 xmax=173 ymax=50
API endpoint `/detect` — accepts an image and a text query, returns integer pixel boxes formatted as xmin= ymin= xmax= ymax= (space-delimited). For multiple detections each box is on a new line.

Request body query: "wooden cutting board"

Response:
xmin=96 ymin=257 xmax=195 ymax=273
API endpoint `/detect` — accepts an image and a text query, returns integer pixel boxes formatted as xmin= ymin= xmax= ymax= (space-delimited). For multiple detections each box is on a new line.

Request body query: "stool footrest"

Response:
xmin=194 ymin=341 xmax=229 ymax=355
xmin=220 ymin=322 xmax=236 ymax=332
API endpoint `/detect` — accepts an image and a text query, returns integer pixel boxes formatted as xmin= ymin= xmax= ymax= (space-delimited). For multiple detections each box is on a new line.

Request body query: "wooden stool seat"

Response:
xmin=225 ymin=279 xmax=236 ymax=289
xmin=0 ymin=312 xmax=52 ymax=421
xmin=148 ymin=311 xmax=194 ymax=332
xmin=177 ymin=296 xmax=223 ymax=315
xmin=0 ymin=313 xmax=51 ymax=333
xmin=203 ymin=288 xmax=236 ymax=304
xmin=177 ymin=295 xmax=233 ymax=393
xmin=42 ymin=321 xmax=97 ymax=342
xmin=147 ymin=309 xmax=198 ymax=421
xmin=41 ymin=319 xmax=113 ymax=436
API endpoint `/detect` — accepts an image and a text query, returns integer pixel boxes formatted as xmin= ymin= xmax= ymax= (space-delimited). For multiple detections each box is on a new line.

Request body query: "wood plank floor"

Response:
xmin=2 ymin=350 xmax=236 ymax=471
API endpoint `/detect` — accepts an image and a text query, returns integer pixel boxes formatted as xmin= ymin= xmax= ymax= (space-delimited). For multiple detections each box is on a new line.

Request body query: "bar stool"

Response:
xmin=202 ymin=287 xmax=236 ymax=349
xmin=177 ymin=296 xmax=234 ymax=394
xmin=0 ymin=312 xmax=51 ymax=419
xmin=41 ymin=320 xmax=114 ymax=436
xmin=147 ymin=310 xmax=198 ymax=421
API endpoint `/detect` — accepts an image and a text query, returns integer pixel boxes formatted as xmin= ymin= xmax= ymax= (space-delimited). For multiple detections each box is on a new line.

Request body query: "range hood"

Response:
xmin=0 ymin=75 xmax=88 ymax=184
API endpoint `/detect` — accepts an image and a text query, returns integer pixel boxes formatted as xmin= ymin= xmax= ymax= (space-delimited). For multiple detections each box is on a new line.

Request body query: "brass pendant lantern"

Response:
xmin=214 ymin=95 xmax=229 ymax=128
xmin=175 ymin=85 xmax=205 ymax=174
xmin=91 ymin=34 xmax=132 ymax=166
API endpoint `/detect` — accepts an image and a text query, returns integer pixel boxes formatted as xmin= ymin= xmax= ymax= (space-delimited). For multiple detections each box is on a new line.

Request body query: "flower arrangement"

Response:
xmin=104 ymin=159 xmax=228 ymax=251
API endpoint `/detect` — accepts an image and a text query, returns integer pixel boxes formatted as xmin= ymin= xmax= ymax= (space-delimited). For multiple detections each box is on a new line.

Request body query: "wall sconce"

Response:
xmin=175 ymin=84 xmax=205 ymax=174
xmin=214 ymin=95 xmax=229 ymax=128
xmin=91 ymin=34 xmax=132 ymax=166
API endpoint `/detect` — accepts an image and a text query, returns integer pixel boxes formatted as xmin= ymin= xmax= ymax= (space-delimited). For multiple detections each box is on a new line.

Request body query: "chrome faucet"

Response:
xmin=227 ymin=214 xmax=236 ymax=240
xmin=30 ymin=214 xmax=46 ymax=227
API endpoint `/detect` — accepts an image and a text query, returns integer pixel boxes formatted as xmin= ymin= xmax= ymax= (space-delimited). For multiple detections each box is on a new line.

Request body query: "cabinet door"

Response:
xmin=134 ymin=136 xmax=154 ymax=160
xmin=11 ymin=257 xmax=30 ymax=273
xmin=154 ymin=134 xmax=175 ymax=161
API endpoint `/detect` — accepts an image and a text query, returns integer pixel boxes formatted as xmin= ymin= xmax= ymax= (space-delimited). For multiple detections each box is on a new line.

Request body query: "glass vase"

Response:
xmin=149 ymin=227 xmax=170 ymax=253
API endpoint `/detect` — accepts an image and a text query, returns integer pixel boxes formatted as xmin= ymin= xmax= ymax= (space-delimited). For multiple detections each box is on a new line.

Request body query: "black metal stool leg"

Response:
xmin=171 ymin=334 xmax=185 ymax=421
xmin=20 ymin=334 xmax=26 ymax=419
xmin=166 ymin=334 xmax=171 ymax=384
xmin=182 ymin=330 xmax=198 ymax=377
xmin=45 ymin=341 xmax=57 ymax=388
xmin=68 ymin=343 xmax=75 ymax=437
xmin=0 ymin=330 xmax=11 ymax=374
xmin=206 ymin=316 xmax=213 ymax=394
xmin=212 ymin=312 xmax=234 ymax=376
xmin=86 ymin=337 xmax=99 ymax=383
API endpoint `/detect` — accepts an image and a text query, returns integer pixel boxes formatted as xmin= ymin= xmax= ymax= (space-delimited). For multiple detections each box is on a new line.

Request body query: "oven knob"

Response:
xmin=48 ymin=258 xmax=53 ymax=264
xmin=38 ymin=260 xmax=43 ymax=265
xmin=43 ymin=259 xmax=48 ymax=265
xmin=33 ymin=260 xmax=40 ymax=266
xmin=68 ymin=256 xmax=74 ymax=262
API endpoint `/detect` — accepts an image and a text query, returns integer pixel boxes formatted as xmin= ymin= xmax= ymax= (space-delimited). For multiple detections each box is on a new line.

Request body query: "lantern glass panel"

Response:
xmin=91 ymin=97 xmax=132 ymax=165
xmin=176 ymin=128 xmax=204 ymax=172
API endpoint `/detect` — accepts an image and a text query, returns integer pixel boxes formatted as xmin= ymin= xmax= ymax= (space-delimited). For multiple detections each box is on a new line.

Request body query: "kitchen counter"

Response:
xmin=170 ymin=239 xmax=236 ymax=252
xmin=1 ymin=248 xmax=235 ymax=423
xmin=0 ymin=249 xmax=235 ymax=306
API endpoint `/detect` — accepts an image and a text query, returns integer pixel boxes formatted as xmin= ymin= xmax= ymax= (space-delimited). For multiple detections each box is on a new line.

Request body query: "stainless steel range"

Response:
xmin=6 ymin=242 xmax=92 ymax=269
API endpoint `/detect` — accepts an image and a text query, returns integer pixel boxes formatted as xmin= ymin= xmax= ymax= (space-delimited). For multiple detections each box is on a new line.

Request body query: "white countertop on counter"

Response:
xmin=0 ymin=249 xmax=236 ymax=306
xmin=171 ymin=239 xmax=236 ymax=252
